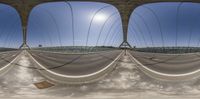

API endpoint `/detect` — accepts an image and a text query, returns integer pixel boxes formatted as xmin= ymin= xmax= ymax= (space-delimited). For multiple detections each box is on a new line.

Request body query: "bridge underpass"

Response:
xmin=0 ymin=0 xmax=200 ymax=99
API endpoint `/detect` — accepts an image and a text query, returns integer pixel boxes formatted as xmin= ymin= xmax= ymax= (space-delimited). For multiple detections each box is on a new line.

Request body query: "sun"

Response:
xmin=93 ymin=14 xmax=107 ymax=23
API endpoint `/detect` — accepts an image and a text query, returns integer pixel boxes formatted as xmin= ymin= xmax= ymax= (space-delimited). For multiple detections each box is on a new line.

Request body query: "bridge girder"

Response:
xmin=0 ymin=0 xmax=199 ymax=48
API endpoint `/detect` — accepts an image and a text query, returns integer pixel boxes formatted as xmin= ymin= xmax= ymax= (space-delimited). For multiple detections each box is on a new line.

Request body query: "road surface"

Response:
xmin=0 ymin=50 xmax=21 ymax=68
xmin=130 ymin=51 xmax=200 ymax=74
xmin=28 ymin=50 xmax=122 ymax=76
xmin=1 ymin=49 xmax=199 ymax=99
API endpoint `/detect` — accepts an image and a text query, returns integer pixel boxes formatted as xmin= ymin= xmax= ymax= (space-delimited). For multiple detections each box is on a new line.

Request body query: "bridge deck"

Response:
xmin=130 ymin=51 xmax=200 ymax=74
xmin=0 ymin=51 xmax=21 ymax=68
xmin=28 ymin=50 xmax=122 ymax=76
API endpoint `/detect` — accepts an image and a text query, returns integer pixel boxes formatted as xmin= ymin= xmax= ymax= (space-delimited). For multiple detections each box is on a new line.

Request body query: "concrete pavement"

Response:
xmin=129 ymin=51 xmax=200 ymax=81
xmin=0 ymin=51 xmax=21 ymax=69
xmin=27 ymin=50 xmax=123 ymax=84
xmin=0 ymin=50 xmax=199 ymax=99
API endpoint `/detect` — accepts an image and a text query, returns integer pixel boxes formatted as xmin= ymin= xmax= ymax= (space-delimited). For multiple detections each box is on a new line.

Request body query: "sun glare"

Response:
xmin=93 ymin=14 xmax=107 ymax=23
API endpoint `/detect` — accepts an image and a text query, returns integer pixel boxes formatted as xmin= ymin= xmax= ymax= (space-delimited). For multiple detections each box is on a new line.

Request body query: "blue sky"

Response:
xmin=0 ymin=1 xmax=123 ymax=48
xmin=1 ymin=2 xmax=200 ymax=48
xmin=27 ymin=1 xmax=123 ymax=47
xmin=0 ymin=4 xmax=22 ymax=48
xmin=128 ymin=2 xmax=200 ymax=48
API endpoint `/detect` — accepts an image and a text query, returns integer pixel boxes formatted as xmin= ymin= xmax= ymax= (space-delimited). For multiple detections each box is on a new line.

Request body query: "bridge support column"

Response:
xmin=20 ymin=26 xmax=30 ymax=49
xmin=120 ymin=41 xmax=132 ymax=56
xmin=119 ymin=41 xmax=132 ymax=48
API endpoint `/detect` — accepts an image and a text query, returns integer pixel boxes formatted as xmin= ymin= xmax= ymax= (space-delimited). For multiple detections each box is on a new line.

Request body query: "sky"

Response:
xmin=27 ymin=1 xmax=123 ymax=47
xmin=1 ymin=2 xmax=200 ymax=48
xmin=128 ymin=2 xmax=200 ymax=48
xmin=0 ymin=4 xmax=22 ymax=48
xmin=0 ymin=1 xmax=123 ymax=48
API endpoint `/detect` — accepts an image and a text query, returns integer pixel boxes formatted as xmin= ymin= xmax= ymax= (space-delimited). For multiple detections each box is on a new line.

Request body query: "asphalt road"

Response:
xmin=130 ymin=51 xmax=200 ymax=74
xmin=0 ymin=51 xmax=21 ymax=68
xmin=28 ymin=50 xmax=122 ymax=76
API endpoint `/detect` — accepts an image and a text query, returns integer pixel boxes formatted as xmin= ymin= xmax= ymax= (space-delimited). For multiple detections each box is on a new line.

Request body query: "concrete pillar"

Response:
xmin=20 ymin=26 xmax=29 ymax=49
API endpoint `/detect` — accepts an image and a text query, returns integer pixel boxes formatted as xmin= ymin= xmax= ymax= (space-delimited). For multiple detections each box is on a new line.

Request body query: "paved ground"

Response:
xmin=0 ymin=51 xmax=200 ymax=99
xmin=130 ymin=51 xmax=200 ymax=74
xmin=28 ymin=50 xmax=122 ymax=75
xmin=0 ymin=51 xmax=20 ymax=68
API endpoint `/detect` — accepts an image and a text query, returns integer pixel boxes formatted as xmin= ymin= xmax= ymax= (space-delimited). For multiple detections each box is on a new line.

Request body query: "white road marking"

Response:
xmin=128 ymin=51 xmax=200 ymax=77
xmin=27 ymin=50 xmax=123 ymax=78
xmin=0 ymin=51 xmax=21 ymax=73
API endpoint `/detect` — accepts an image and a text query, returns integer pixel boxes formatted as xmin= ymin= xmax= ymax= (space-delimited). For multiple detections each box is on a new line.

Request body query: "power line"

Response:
xmin=176 ymin=2 xmax=183 ymax=48
xmin=111 ymin=31 xmax=120 ymax=46
xmin=142 ymin=6 xmax=165 ymax=48
xmin=129 ymin=23 xmax=145 ymax=48
xmin=132 ymin=19 xmax=148 ymax=47
xmin=32 ymin=13 xmax=53 ymax=47
xmin=103 ymin=17 xmax=121 ymax=46
xmin=128 ymin=27 xmax=139 ymax=47
xmin=0 ymin=13 xmax=19 ymax=42
xmin=95 ymin=11 xmax=118 ymax=47
xmin=187 ymin=4 xmax=200 ymax=53
xmin=7 ymin=28 xmax=19 ymax=48
xmin=112 ymin=31 xmax=123 ymax=47
xmin=3 ymin=20 xmax=19 ymax=47
xmin=90 ymin=11 xmax=119 ymax=52
xmin=103 ymin=21 xmax=120 ymax=46
xmin=31 ymin=20 xmax=48 ymax=47
xmin=134 ymin=12 xmax=154 ymax=47
xmin=65 ymin=1 xmax=75 ymax=50
xmin=85 ymin=5 xmax=111 ymax=52
xmin=41 ymin=8 xmax=63 ymax=47
xmin=0 ymin=19 xmax=19 ymax=47
xmin=106 ymin=25 xmax=122 ymax=46
xmin=110 ymin=31 xmax=120 ymax=46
